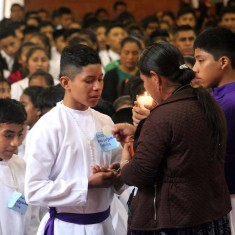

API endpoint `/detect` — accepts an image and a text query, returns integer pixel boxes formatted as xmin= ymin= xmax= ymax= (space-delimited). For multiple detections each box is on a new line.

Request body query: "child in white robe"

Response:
xmin=0 ymin=98 xmax=38 ymax=235
xmin=25 ymin=44 xmax=125 ymax=235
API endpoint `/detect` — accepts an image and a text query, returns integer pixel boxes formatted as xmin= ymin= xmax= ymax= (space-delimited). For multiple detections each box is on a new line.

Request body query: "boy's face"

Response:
xmin=60 ymin=14 xmax=73 ymax=29
xmin=55 ymin=36 xmax=67 ymax=54
xmin=177 ymin=13 xmax=196 ymax=28
xmin=192 ymin=48 xmax=223 ymax=88
xmin=220 ymin=13 xmax=235 ymax=33
xmin=114 ymin=5 xmax=127 ymax=17
xmin=20 ymin=94 xmax=39 ymax=128
xmin=120 ymin=42 xmax=140 ymax=70
xmin=174 ymin=30 xmax=196 ymax=56
xmin=144 ymin=22 xmax=159 ymax=37
xmin=0 ymin=82 xmax=11 ymax=99
xmin=27 ymin=50 xmax=49 ymax=74
xmin=40 ymin=25 xmax=54 ymax=43
xmin=0 ymin=35 xmax=20 ymax=58
xmin=107 ymin=27 xmax=127 ymax=53
xmin=10 ymin=5 xmax=24 ymax=21
xmin=0 ymin=123 xmax=24 ymax=161
xmin=61 ymin=64 xmax=103 ymax=110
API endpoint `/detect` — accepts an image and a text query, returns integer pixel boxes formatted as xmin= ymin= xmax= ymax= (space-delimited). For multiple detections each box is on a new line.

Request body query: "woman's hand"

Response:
xmin=132 ymin=101 xmax=152 ymax=126
xmin=112 ymin=123 xmax=136 ymax=146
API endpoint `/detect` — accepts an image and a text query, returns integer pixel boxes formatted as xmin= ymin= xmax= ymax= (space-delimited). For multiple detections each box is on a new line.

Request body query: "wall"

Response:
xmin=24 ymin=0 xmax=180 ymax=22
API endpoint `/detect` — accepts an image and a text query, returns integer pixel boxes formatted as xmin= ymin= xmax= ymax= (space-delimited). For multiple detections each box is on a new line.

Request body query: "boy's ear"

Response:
xmin=60 ymin=76 xmax=70 ymax=89
xmin=37 ymin=109 xmax=41 ymax=117
xmin=220 ymin=56 xmax=230 ymax=70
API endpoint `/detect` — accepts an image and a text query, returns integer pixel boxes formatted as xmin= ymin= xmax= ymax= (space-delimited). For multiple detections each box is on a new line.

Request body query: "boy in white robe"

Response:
xmin=24 ymin=44 xmax=125 ymax=235
xmin=0 ymin=98 xmax=37 ymax=235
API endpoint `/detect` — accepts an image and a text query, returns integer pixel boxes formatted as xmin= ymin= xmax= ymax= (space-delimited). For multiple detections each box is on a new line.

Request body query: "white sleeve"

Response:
xmin=11 ymin=83 xmax=22 ymax=100
xmin=24 ymin=120 xmax=88 ymax=208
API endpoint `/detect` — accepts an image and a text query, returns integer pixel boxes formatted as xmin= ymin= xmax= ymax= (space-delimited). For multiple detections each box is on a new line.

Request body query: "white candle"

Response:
xmin=136 ymin=92 xmax=153 ymax=108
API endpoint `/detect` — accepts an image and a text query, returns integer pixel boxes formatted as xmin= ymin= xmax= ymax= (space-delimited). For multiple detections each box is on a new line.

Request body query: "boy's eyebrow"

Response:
xmin=194 ymin=54 xmax=201 ymax=58
xmin=3 ymin=127 xmax=24 ymax=134
xmin=86 ymin=74 xmax=104 ymax=78
xmin=3 ymin=130 xmax=16 ymax=134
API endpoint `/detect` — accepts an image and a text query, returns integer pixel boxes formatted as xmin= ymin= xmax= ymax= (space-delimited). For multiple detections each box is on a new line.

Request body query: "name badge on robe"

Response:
xmin=8 ymin=191 xmax=28 ymax=214
xmin=96 ymin=132 xmax=120 ymax=152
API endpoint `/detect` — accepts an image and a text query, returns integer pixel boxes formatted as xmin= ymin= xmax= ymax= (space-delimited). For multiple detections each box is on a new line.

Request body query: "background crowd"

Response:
xmin=0 ymin=0 xmax=235 ymax=234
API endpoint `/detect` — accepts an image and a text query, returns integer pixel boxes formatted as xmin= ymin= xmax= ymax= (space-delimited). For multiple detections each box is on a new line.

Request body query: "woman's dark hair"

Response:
xmin=138 ymin=42 xmax=226 ymax=160
xmin=29 ymin=32 xmax=51 ymax=58
xmin=120 ymin=36 xmax=142 ymax=50
xmin=26 ymin=46 xmax=49 ymax=63
xmin=22 ymin=86 xmax=45 ymax=108
xmin=36 ymin=84 xmax=65 ymax=117
xmin=28 ymin=70 xmax=54 ymax=87
xmin=11 ymin=42 xmax=35 ymax=75
xmin=139 ymin=42 xmax=194 ymax=84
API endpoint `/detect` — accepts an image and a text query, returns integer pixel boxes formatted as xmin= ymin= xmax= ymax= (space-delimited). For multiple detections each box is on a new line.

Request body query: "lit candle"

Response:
xmin=136 ymin=92 xmax=153 ymax=108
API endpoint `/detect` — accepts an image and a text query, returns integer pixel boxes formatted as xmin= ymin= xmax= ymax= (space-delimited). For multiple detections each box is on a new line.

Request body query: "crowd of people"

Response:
xmin=0 ymin=0 xmax=235 ymax=234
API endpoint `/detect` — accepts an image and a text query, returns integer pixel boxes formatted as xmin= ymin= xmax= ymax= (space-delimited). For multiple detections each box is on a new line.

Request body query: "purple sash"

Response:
xmin=44 ymin=206 xmax=110 ymax=235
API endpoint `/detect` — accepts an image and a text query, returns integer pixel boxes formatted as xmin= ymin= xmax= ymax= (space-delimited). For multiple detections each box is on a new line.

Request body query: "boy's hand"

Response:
xmin=109 ymin=162 xmax=123 ymax=190
xmin=88 ymin=170 xmax=118 ymax=188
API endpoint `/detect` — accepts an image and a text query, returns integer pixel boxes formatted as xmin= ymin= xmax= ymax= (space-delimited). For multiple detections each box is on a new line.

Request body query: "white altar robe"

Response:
xmin=0 ymin=155 xmax=37 ymax=235
xmin=25 ymin=102 xmax=123 ymax=235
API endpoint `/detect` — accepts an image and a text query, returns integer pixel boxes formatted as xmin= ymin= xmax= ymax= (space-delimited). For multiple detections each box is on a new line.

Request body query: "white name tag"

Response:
xmin=96 ymin=132 xmax=120 ymax=152
xmin=8 ymin=191 xmax=28 ymax=214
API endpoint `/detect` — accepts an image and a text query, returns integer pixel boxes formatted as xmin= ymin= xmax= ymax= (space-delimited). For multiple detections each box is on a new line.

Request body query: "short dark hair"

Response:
xmin=0 ymin=98 xmax=26 ymax=124
xmin=194 ymin=27 xmax=235 ymax=69
xmin=53 ymin=29 xmax=65 ymax=41
xmin=150 ymin=29 xmax=170 ymax=44
xmin=68 ymin=36 xmax=92 ymax=47
xmin=29 ymin=70 xmax=54 ymax=86
xmin=22 ymin=25 xmax=39 ymax=35
xmin=219 ymin=6 xmax=235 ymax=22
xmin=57 ymin=7 xmax=72 ymax=17
xmin=0 ymin=78 xmax=11 ymax=88
xmin=162 ymin=11 xmax=175 ymax=21
xmin=173 ymin=25 xmax=196 ymax=36
xmin=79 ymin=29 xmax=98 ymax=45
xmin=106 ymin=23 xmax=125 ymax=36
xmin=39 ymin=21 xmax=54 ymax=30
xmin=22 ymin=86 xmax=45 ymax=108
xmin=64 ymin=28 xmax=80 ymax=41
xmin=177 ymin=7 xmax=196 ymax=20
xmin=60 ymin=44 xmax=101 ymax=79
xmin=141 ymin=16 xmax=159 ymax=30
xmin=11 ymin=3 xmax=24 ymax=11
xmin=0 ymin=28 xmax=16 ymax=40
xmin=113 ymin=1 xmax=127 ymax=11
xmin=115 ymin=11 xmax=136 ymax=25
xmin=95 ymin=8 xmax=109 ymax=18
xmin=36 ymin=84 xmax=65 ymax=116
xmin=5 ymin=21 xmax=25 ymax=32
